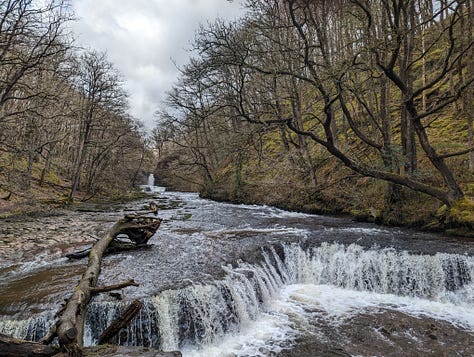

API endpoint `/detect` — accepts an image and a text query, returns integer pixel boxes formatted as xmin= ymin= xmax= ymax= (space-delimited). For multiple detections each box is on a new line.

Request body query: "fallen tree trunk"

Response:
xmin=66 ymin=241 xmax=153 ymax=260
xmin=1 ymin=210 xmax=162 ymax=356
xmin=54 ymin=214 xmax=161 ymax=355
xmin=0 ymin=333 xmax=58 ymax=357
xmin=66 ymin=214 xmax=161 ymax=260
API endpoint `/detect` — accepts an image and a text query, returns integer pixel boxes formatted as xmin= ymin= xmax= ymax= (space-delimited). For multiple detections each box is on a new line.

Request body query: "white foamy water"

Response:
xmin=140 ymin=184 xmax=166 ymax=194
xmin=203 ymin=227 xmax=308 ymax=239
xmin=285 ymin=284 xmax=474 ymax=328
xmin=325 ymin=226 xmax=399 ymax=235
xmin=181 ymin=307 xmax=296 ymax=357
xmin=181 ymin=282 xmax=474 ymax=357
xmin=175 ymin=243 xmax=474 ymax=356
xmin=2 ymin=241 xmax=473 ymax=355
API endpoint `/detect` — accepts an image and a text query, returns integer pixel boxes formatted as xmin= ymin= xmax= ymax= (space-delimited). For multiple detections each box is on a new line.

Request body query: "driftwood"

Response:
xmin=54 ymin=214 xmax=161 ymax=355
xmin=66 ymin=242 xmax=153 ymax=260
xmin=98 ymin=300 xmax=143 ymax=345
xmin=0 ymin=333 xmax=58 ymax=356
xmin=66 ymin=214 xmax=161 ymax=260
xmin=2 ymin=208 xmax=162 ymax=356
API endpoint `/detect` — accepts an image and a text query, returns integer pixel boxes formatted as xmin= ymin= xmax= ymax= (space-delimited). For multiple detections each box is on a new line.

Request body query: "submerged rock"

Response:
xmin=279 ymin=309 xmax=474 ymax=357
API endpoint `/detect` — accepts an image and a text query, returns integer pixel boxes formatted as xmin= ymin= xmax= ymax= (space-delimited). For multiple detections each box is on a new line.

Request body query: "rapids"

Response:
xmin=0 ymin=188 xmax=473 ymax=356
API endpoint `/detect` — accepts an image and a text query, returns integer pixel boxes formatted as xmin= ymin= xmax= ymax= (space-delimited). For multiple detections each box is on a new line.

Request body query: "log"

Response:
xmin=0 ymin=333 xmax=58 ymax=357
xmin=65 ymin=247 xmax=91 ymax=260
xmin=98 ymin=300 xmax=142 ymax=345
xmin=66 ymin=242 xmax=153 ymax=260
xmin=53 ymin=213 xmax=161 ymax=355
xmin=118 ymin=214 xmax=162 ymax=245
xmin=0 ymin=207 xmax=161 ymax=356
xmin=91 ymin=279 xmax=139 ymax=294
xmin=66 ymin=214 xmax=161 ymax=260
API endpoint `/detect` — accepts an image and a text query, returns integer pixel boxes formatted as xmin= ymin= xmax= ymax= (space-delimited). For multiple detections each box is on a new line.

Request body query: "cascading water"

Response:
xmin=283 ymin=242 xmax=473 ymax=300
xmin=1 ymin=192 xmax=473 ymax=356
xmin=114 ymin=244 xmax=473 ymax=349
xmin=148 ymin=173 xmax=155 ymax=187
xmin=0 ymin=311 xmax=54 ymax=342
xmin=5 ymin=242 xmax=471 ymax=355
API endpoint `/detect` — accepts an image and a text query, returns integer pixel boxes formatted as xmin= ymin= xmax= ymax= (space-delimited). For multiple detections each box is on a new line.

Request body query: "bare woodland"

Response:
xmin=155 ymin=0 xmax=474 ymax=225
xmin=1 ymin=0 xmax=474 ymax=355
xmin=0 ymin=0 xmax=151 ymax=204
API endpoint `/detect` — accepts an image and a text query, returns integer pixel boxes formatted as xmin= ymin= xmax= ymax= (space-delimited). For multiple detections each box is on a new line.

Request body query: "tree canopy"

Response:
xmin=155 ymin=0 xmax=474 ymax=226
xmin=0 ymin=0 xmax=153 ymax=206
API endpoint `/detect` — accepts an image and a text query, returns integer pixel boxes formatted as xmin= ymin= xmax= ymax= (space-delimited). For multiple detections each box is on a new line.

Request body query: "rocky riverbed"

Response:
xmin=0 ymin=201 xmax=145 ymax=271
xmin=279 ymin=309 xmax=474 ymax=356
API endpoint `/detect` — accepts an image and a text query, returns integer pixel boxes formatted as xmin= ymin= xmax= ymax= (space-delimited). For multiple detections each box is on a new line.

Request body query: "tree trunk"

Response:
xmin=467 ymin=0 xmax=474 ymax=171
xmin=53 ymin=214 xmax=161 ymax=355
xmin=69 ymin=119 xmax=90 ymax=202
xmin=400 ymin=2 xmax=417 ymax=175
xmin=40 ymin=147 xmax=53 ymax=186
xmin=290 ymin=80 xmax=318 ymax=188
xmin=0 ymin=334 xmax=58 ymax=357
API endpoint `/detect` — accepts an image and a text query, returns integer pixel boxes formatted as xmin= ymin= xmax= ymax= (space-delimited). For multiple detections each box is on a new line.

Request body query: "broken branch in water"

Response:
xmin=0 ymin=333 xmax=59 ymax=356
xmin=66 ymin=212 xmax=162 ymax=259
xmin=91 ymin=279 xmax=139 ymax=294
xmin=53 ymin=212 xmax=162 ymax=354
xmin=98 ymin=300 xmax=143 ymax=345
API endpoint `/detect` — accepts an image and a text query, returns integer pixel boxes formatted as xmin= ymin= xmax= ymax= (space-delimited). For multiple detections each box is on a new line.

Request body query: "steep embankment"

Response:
xmin=0 ymin=157 xmax=149 ymax=218
xmin=155 ymin=127 xmax=474 ymax=236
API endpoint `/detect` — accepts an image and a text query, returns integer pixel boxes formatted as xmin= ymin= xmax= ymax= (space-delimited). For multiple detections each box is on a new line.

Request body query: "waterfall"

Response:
xmin=148 ymin=173 xmax=155 ymax=187
xmin=81 ymin=253 xmax=286 ymax=349
xmin=0 ymin=311 xmax=54 ymax=342
xmin=2 ymin=242 xmax=473 ymax=352
xmin=283 ymin=242 xmax=473 ymax=299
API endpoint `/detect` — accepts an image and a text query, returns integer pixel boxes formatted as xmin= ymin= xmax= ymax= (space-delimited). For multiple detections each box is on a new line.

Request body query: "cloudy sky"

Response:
xmin=70 ymin=0 xmax=246 ymax=131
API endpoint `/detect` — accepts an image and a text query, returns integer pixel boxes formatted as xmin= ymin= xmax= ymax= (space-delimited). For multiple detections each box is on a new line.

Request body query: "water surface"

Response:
xmin=1 ymin=188 xmax=473 ymax=356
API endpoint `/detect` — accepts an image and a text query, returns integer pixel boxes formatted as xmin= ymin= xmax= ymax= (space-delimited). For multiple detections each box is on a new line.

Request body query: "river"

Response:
xmin=0 ymin=188 xmax=473 ymax=356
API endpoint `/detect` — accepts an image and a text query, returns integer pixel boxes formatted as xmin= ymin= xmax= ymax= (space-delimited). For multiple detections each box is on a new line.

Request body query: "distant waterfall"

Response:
xmin=148 ymin=173 xmax=155 ymax=187
xmin=2 ymin=242 xmax=473 ymax=350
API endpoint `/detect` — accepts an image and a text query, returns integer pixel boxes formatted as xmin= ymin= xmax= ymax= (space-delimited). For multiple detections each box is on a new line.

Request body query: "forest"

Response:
xmin=0 ymin=0 xmax=154 ymax=215
xmin=154 ymin=0 xmax=474 ymax=232
xmin=1 ymin=0 xmax=473 ymax=231
xmin=1 ymin=1 xmax=474 ymax=356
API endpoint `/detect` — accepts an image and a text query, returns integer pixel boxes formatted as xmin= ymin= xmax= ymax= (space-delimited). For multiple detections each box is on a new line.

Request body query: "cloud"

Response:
xmin=70 ymin=0 xmax=245 ymax=130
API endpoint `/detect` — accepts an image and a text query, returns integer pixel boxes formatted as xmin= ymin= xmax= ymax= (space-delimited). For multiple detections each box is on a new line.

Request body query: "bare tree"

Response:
xmin=68 ymin=50 xmax=128 ymax=201
xmin=162 ymin=0 xmax=474 ymax=211
xmin=0 ymin=0 xmax=71 ymax=111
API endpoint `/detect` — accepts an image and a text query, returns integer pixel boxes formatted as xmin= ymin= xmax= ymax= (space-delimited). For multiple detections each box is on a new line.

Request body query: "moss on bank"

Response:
xmin=429 ymin=197 xmax=474 ymax=237
xmin=200 ymin=177 xmax=474 ymax=238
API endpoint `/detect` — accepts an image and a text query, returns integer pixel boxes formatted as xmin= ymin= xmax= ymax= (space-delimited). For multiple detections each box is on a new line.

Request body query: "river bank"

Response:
xmin=0 ymin=189 xmax=152 ymax=275
xmin=199 ymin=185 xmax=474 ymax=239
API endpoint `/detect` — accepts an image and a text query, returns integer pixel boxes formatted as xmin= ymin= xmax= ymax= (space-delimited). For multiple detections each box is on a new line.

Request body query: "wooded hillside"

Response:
xmin=154 ymin=0 xmax=474 ymax=231
xmin=0 ymin=0 xmax=153 ymax=214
